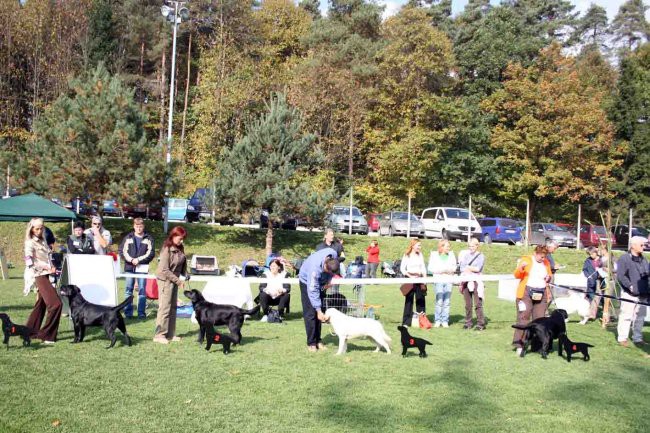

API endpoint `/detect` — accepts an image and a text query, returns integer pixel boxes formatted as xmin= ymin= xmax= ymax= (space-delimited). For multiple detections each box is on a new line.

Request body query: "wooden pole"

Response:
xmin=576 ymin=204 xmax=581 ymax=250
xmin=628 ymin=208 xmax=633 ymax=251
xmin=407 ymin=191 xmax=412 ymax=239
xmin=525 ymin=199 xmax=530 ymax=248
xmin=468 ymin=195 xmax=472 ymax=243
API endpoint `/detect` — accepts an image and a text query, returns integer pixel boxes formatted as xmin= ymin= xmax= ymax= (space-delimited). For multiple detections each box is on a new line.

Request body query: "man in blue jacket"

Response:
xmin=119 ymin=218 xmax=155 ymax=318
xmin=298 ymin=247 xmax=339 ymax=352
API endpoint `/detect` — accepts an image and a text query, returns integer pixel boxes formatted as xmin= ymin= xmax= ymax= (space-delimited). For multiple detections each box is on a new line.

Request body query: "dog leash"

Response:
xmin=549 ymin=283 xmax=650 ymax=307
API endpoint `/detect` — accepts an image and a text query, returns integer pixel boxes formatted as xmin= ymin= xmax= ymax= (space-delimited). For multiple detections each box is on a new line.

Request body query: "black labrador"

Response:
xmin=205 ymin=325 xmax=235 ymax=354
xmin=512 ymin=309 xmax=568 ymax=359
xmin=397 ymin=325 xmax=432 ymax=358
xmin=558 ymin=334 xmax=594 ymax=362
xmin=0 ymin=313 xmax=32 ymax=349
xmin=184 ymin=289 xmax=260 ymax=344
xmin=59 ymin=285 xmax=132 ymax=348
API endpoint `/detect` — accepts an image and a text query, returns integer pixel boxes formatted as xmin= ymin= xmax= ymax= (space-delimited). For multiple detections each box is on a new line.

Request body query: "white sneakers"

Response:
xmin=434 ymin=322 xmax=442 ymax=328
xmin=516 ymin=347 xmax=523 ymax=356
xmin=442 ymin=323 xmax=449 ymax=328
xmin=434 ymin=322 xmax=450 ymax=328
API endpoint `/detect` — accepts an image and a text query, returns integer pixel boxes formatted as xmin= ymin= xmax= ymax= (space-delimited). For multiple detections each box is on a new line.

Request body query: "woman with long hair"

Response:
xmin=428 ymin=239 xmax=457 ymax=328
xmin=154 ymin=226 xmax=188 ymax=344
xmin=24 ymin=218 xmax=62 ymax=344
xmin=399 ymin=239 xmax=427 ymax=327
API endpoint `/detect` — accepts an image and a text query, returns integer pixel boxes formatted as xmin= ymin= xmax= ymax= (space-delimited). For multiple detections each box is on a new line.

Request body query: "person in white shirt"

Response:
xmin=400 ymin=239 xmax=427 ymax=327
xmin=428 ymin=240 xmax=457 ymax=328
xmin=84 ymin=215 xmax=112 ymax=255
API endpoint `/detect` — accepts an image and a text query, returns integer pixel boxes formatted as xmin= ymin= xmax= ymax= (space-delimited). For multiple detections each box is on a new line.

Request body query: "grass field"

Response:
xmin=0 ymin=222 xmax=648 ymax=433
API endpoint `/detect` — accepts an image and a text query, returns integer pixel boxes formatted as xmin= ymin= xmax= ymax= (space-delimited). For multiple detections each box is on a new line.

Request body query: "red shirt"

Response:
xmin=366 ymin=245 xmax=380 ymax=263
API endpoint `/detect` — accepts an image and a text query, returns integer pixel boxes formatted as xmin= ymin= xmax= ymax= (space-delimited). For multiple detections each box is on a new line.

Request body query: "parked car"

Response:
xmin=259 ymin=209 xmax=298 ymax=230
xmin=187 ymin=188 xmax=213 ymax=222
xmin=123 ymin=201 xmax=163 ymax=220
xmin=378 ymin=211 xmax=424 ymax=237
xmin=326 ymin=206 xmax=369 ymax=234
xmin=70 ymin=198 xmax=97 ymax=216
xmin=529 ymin=223 xmax=577 ymax=247
xmin=578 ymin=224 xmax=612 ymax=248
xmin=420 ymin=207 xmax=481 ymax=240
xmin=612 ymin=225 xmax=650 ymax=249
xmin=166 ymin=198 xmax=189 ymax=221
xmin=367 ymin=213 xmax=381 ymax=232
xmin=477 ymin=218 xmax=522 ymax=244
xmin=554 ymin=222 xmax=576 ymax=234
xmin=102 ymin=199 xmax=123 ymax=217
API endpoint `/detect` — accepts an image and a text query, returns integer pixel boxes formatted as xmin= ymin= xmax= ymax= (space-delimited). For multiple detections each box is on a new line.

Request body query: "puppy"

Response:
xmin=205 ymin=325 xmax=235 ymax=354
xmin=59 ymin=285 xmax=132 ymax=348
xmin=554 ymin=291 xmax=592 ymax=325
xmin=397 ymin=326 xmax=432 ymax=358
xmin=511 ymin=309 xmax=568 ymax=359
xmin=184 ymin=289 xmax=260 ymax=345
xmin=0 ymin=313 xmax=32 ymax=349
xmin=558 ymin=334 xmax=593 ymax=362
xmin=324 ymin=308 xmax=391 ymax=355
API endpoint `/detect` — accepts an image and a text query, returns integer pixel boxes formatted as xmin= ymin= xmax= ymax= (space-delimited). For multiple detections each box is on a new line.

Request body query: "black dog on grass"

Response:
xmin=512 ymin=309 xmax=568 ymax=359
xmin=397 ymin=325 xmax=432 ymax=358
xmin=205 ymin=325 xmax=235 ymax=354
xmin=558 ymin=334 xmax=593 ymax=362
xmin=59 ymin=285 xmax=132 ymax=348
xmin=0 ymin=313 xmax=32 ymax=349
xmin=184 ymin=289 xmax=260 ymax=345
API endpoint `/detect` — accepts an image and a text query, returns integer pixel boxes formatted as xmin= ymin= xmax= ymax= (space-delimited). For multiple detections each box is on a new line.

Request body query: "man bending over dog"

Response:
xmin=512 ymin=245 xmax=553 ymax=356
xmin=298 ymin=248 xmax=339 ymax=353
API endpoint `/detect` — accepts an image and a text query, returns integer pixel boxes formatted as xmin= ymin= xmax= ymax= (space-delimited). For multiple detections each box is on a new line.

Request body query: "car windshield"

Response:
xmin=334 ymin=207 xmax=362 ymax=216
xmin=393 ymin=212 xmax=418 ymax=221
xmin=500 ymin=219 xmax=519 ymax=228
xmin=445 ymin=209 xmax=472 ymax=219
xmin=632 ymin=227 xmax=649 ymax=237
xmin=593 ymin=226 xmax=607 ymax=235
xmin=169 ymin=199 xmax=187 ymax=208
xmin=545 ymin=224 xmax=567 ymax=232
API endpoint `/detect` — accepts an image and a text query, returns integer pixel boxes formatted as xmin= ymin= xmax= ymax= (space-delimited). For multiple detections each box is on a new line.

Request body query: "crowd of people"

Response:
xmin=19 ymin=219 xmax=649 ymax=355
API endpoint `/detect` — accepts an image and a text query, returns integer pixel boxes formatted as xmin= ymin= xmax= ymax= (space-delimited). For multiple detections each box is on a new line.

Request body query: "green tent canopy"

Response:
xmin=0 ymin=193 xmax=77 ymax=222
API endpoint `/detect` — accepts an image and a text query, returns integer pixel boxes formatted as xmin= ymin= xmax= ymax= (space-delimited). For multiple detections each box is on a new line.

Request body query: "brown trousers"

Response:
xmin=512 ymin=289 xmax=548 ymax=348
xmin=26 ymin=275 xmax=62 ymax=341
xmin=462 ymin=284 xmax=485 ymax=327
xmin=154 ymin=279 xmax=178 ymax=339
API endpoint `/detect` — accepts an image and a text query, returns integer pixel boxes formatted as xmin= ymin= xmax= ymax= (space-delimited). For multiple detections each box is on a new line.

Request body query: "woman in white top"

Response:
xmin=258 ymin=259 xmax=291 ymax=319
xmin=428 ymin=240 xmax=457 ymax=328
xmin=400 ymin=239 xmax=427 ymax=327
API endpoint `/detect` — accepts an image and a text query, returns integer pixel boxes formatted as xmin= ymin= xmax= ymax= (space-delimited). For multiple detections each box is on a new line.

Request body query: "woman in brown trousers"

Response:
xmin=24 ymin=218 xmax=62 ymax=344
xmin=153 ymin=226 xmax=187 ymax=344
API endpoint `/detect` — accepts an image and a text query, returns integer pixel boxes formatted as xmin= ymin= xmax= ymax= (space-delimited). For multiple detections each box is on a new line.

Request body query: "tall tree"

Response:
xmin=609 ymin=43 xmax=650 ymax=222
xmin=482 ymin=44 xmax=622 ymax=219
xmin=571 ymin=4 xmax=609 ymax=51
xmin=214 ymin=93 xmax=334 ymax=254
xmin=19 ymin=64 xmax=167 ymax=208
xmin=86 ymin=0 xmax=118 ymax=70
xmin=510 ymin=0 xmax=577 ymax=41
xmin=611 ymin=0 xmax=650 ymax=51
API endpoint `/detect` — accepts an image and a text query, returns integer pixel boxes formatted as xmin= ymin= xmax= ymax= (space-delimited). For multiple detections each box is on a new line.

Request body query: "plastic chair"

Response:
xmin=145 ymin=278 xmax=159 ymax=316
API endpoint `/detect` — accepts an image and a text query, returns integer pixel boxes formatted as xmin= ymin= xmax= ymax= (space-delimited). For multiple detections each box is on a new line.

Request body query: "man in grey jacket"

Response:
xmin=616 ymin=236 xmax=649 ymax=347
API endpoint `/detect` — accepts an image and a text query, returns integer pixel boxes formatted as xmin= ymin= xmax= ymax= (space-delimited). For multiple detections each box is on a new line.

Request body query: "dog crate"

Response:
xmin=323 ymin=278 xmax=366 ymax=318
xmin=190 ymin=255 xmax=220 ymax=275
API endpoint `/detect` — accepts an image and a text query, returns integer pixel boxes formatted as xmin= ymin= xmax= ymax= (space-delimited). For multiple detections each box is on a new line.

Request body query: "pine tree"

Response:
xmin=299 ymin=0 xmax=321 ymax=19
xmin=86 ymin=0 xmax=118 ymax=70
xmin=611 ymin=0 xmax=650 ymax=52
xmin=214 ymin=93 xmax=334 ymax=254
xmin=20 ymin=64 xmax=166 ymax=209
xmin=571 ymin=4 xmax=609 ymax=51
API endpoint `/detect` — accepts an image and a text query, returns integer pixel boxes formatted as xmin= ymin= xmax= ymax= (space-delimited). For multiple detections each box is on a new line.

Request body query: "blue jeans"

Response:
xmin=434 ymin=283 xmax=452 ymax=324
xmin=125 ymin=274 xmax=147 ymax=318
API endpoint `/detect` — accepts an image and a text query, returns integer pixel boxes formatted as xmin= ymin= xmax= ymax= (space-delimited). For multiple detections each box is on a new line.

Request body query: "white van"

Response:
xmin=420 ymin=207 xmax=482 ymax=240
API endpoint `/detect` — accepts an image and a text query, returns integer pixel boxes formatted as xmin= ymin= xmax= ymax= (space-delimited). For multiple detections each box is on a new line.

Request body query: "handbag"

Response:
xmin=400 ymin=284 xmax=413 ymax=296
xmin=418 ymin=313 xmax=432 ymax=329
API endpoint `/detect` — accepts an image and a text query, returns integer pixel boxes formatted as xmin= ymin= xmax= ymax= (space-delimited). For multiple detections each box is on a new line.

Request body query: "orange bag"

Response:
xmin=418 ymin=313 xmax=432 ymax=330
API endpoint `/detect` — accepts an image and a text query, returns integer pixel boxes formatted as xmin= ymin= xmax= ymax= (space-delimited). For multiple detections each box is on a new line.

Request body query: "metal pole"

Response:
xmin=348 ymin=185 xmax=353 ymax=236
xmin=407 ymin=192 xmax=412 ymax=239
xmin=576 ymin=203 xmax=581 ymax=250
xmin=525 ymin=199 xmax=530 ymax=248
xmin=163 ymin=1 xmax=179 ymax=234
xmin=468 ymin=195 xmax=472 ymax=243
xmin=628 ymin=208 xmax=633 ymax=250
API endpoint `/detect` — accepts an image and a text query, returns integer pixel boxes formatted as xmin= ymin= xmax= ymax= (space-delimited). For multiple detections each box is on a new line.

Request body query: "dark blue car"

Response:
xmin=477 ymin=218 xmax=522 ymax=244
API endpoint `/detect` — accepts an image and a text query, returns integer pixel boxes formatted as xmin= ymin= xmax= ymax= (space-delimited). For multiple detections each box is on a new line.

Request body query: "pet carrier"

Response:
xmin=190 ymin=255 xmax=220 ymax=275
xmin=324 ymin=275 xmax=365 ymax=318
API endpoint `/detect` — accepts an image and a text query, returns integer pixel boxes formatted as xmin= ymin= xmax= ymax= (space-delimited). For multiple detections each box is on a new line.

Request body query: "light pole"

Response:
xmin=161 ymin=0 xmax=189 ymax=233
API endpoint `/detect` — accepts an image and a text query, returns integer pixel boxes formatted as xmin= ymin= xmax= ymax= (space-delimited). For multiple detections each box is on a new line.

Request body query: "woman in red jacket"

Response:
xmin=365 ymin=240 xmax=380 ymax=279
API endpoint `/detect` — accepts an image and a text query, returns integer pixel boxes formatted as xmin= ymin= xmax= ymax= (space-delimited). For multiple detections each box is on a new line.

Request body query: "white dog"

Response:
xmin=324 ymin=308 xmax=392 ymax=355
xmin=554 ymin=290 xmax=592 ymax=325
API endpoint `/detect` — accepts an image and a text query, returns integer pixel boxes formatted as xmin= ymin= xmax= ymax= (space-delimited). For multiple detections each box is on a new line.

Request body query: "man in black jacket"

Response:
xmin=119 ymin=218 xmax=155 ymax=318
xmin=67 ymin=222 xmax=95 ymax=254
xmin=316 ymin=228 xmax=345 ymax=263
xmin=616 ymin=236 xmax=649 ymax=347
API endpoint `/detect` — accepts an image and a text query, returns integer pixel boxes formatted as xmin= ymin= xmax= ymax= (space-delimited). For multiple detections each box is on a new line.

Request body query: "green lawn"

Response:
xmin=0 ymin=222 xmax=648 ymax=433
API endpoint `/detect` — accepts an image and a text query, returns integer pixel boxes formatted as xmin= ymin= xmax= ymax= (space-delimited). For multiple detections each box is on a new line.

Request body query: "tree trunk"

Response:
xmin=139 ymin=40 xmax=145 ymax=107
xmin=179 ymin=31 xmax=192 ymax=161
xmin=158 ymin=46 xmax=167 ymax=147
xmin=265 ymin=219 xmax=274 ymax=257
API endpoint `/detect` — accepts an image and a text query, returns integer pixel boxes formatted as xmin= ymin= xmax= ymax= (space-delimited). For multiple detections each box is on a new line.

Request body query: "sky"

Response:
xmin=318 ymin=0 xmax=649 ymax=20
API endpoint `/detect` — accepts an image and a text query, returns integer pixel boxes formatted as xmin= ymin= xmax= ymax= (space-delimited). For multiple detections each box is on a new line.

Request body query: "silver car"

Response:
xmin=529 ymin=223 xmax=577 ymax=247
xmin=326 ymin=206 xmax=369 ymax=234
xmin=379 ymin=211 xmax=424 ymax=237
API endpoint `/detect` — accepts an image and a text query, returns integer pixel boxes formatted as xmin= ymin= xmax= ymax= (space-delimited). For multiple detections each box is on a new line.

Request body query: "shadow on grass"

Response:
xmin=0 ymin=304 xmax=37 ymax=312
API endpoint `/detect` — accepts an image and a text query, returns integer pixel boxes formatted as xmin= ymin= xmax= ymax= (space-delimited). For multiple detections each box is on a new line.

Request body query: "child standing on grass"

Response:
xmin=365 ymin=240 xmax=380 ymax=279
